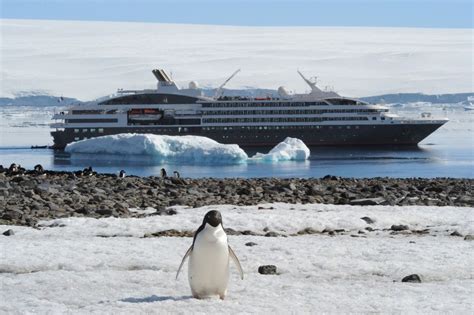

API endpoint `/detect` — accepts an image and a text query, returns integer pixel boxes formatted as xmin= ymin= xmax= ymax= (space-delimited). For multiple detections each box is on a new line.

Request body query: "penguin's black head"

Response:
xmin=203 ymin=210 xmax=222 ymax=227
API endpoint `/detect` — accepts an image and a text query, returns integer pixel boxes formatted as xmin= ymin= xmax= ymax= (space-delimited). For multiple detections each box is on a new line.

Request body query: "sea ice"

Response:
xmin=65 ymin=134 xmax=311 ymax=164
xmin=250 ymin=137 xmax=310 ymax=161
xmin=65 ymin=134 xmax=248 ymax=164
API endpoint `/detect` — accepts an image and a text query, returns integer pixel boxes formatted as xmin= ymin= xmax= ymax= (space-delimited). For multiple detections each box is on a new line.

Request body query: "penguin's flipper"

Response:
xmin=228 ymin=246 xmax=244 ymax=280
xmin=176 ymin=246 xmax=192 ymax=280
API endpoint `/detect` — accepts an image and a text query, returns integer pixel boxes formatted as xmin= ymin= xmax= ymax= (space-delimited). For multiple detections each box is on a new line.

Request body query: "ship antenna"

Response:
xmin=297 ymin=69 xmax=318 ymax=92
xmin=214 ymin=69 xmax=241 ymax=99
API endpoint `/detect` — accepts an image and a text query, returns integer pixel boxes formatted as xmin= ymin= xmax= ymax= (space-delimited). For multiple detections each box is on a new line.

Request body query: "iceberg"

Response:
xmin=65 ymin=134 xmax=248 ymax=164
xmin=65 ymin=134 xmax=311 ymax=164
xmin=250 ymin=137 xmax=310 ymax=162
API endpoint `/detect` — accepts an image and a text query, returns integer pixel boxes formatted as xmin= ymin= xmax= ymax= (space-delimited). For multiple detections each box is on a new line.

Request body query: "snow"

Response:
xmin=251 ymin=137 xmax=310 ymax=161
xmin=1 ymin=203 xmax=473 ymax=313
xmin=1 ymin=19 xmax=472 ymax=100
xmin=65 ymin=134 xmax=311 ymax=164
xmin=65 ymin=134 xmax=248 ymax=164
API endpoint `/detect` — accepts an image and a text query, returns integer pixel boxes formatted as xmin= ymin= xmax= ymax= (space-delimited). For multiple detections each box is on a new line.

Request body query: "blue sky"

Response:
xmin=1 ymin=0 xmax=472 ymax=28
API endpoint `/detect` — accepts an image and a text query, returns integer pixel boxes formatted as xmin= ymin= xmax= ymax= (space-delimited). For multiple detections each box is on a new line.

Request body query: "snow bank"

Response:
xmin=65 ymin=134 xmax=311 ymax=164
xmin=1 ymin=203 xmax=473 ymax=313
xmin=251 ymin=137 xmax=310 ymax=161
xmin=65 ymin=134 xmax=248 ymax=164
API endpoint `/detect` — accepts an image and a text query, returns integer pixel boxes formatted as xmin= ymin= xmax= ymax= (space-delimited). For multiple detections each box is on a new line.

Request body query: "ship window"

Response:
xmin=74 ymin=137 xmax=79 ymax=141
xmin=82 ymin=129 xmax=88 ymax=132
xmin=90 ymin=128 xmax=96 ymax=133
xmin=74 ymin=129 xmax=79 ymax=133
xmin=372 ymin=117 xmax=376 ymax=120
xmin=381 ymin=117 xmax=385 ymax=120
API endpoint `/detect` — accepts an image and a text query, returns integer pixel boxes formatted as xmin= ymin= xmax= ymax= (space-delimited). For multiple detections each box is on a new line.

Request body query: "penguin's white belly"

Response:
xmin=188 ymin=226 xmax=229 ymax=298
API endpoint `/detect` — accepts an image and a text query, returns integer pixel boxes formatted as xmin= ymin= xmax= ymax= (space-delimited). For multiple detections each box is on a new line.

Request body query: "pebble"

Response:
xmin=360 ymin=216 xmax=375 ymax=224
xmin=245 ymin=242 xmax=258 ymax=247
xmin=401 ymin=274 xmax=422 ymax=283
xmin=391 ymin=224 xmax=409 ymax=231
xmin=258 ymin=265 xmax=278 ymax=275
xmin=2 ymin=229 xmax=14 ymax=236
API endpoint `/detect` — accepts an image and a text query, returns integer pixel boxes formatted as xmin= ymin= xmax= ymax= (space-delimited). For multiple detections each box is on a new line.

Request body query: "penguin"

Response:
xmin=118 ymin=170 xmax=126 ymax=178
xmin=160 ymin=168 xmax=167 ymax=178
xmin=83 ymin=166 xmax=94 ymax=176
xmin=173 ymin=171 xmax=180 ymax=178
xmin=34 ymin=164 xmax=44 ymax=174
xmin=176 ymin=210 xmax=244 ymax=300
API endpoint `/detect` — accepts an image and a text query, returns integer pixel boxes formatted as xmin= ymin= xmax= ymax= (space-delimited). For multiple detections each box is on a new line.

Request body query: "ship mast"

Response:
xmin=214 ymin=69 xmax=241 ymax=98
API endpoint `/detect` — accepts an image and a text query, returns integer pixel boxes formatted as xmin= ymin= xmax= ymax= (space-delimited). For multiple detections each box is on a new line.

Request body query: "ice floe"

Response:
xmin=65 ymin=134 xmax=311 ymax=164
xmin=250 ymin=137 xmax=310 ymax=161
xmin=65 ymin=134 xmax=248 ymax=164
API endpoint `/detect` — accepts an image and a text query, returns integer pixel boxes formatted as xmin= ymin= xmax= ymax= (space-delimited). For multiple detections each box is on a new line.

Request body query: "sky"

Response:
xmin=1 ymin=0 xmax=472 ymax=28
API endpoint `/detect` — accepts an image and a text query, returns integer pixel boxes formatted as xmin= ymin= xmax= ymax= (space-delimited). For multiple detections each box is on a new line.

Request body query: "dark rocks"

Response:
xmin=360 ymin=216 xmax=375 ymax=224
xmin=245 ymin=242 xmax=258 ymax=246
xmin=144 ymin=229 xmax=192 ymax=238
xmin=464 ymin=235 xmax=474 ymax=241
xmin=350 ymin=197 xmax=386 ymax=206
xmin=0 ymin=168 xmax=473 ymax=227
xmin=258 ymin=265 xmax=278 ymax=275
xmin=401 ymin=274 xmax=422 ymax=283
xmin=96 ymin=208 xmax=113 ymax=216
xmin=450 ymin=231 xmax=463 ymax=237
xmin=2 ymin=229 xmax=14 ymax=236
xmin=391 ymin=224 xmax=409 ymax=231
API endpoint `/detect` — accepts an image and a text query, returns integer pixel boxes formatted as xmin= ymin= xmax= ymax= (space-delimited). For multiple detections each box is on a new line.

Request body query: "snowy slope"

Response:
xmin=1 ymin=19 xmax=472 ymax=100
xmin=1 ymin=203 xmax=473 ymax=313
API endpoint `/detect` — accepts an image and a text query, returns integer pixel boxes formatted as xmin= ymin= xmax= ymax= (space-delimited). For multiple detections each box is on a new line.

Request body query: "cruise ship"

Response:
xmin=51 ymin=69 xmax=448 ymax=149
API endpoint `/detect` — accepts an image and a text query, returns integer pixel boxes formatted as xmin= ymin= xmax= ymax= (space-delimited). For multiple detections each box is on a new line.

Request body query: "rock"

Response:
xmin=401 ymin=274 xmax=421 ymax=283
xmin=360 ymin=216 xmax=374 ymax=224
xmin=258 ymin=265 xmax=277 ymax=275
xmin=245 ymin=242 xmax=258 ymax=247
xmin=96 ymin=208 xmax=113 ymax=216
xmin=2 ymin=229 xmax=14 ymax=236
xmin=391 ymin=224 xmax=409 ymax=231
xmin=350 ymin=197 xmax=386 ymax=206
xmin=450 ymin=231 xmax=463 ymax=237
xmin=264 ymin=231 xmax=280 ymax=237
xmin=464 ymin=235 xmax=474 ymax=241
xmin=297 ymin=227 xmax=318 ymax=235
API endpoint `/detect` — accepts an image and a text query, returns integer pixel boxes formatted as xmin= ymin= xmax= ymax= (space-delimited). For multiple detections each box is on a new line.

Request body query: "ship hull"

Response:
xmin=51 ymin=122 xmax=445 ymax=150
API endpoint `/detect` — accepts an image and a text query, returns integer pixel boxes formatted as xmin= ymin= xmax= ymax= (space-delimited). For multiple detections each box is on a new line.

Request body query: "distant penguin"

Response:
xmin=176 ymin=210 xmax=244 ymax=299
xmin=160 ymin=168 xmax=167 ymax=178
xmin=83 ymin=166 xmax=93 ymax=176
xmin=34 ymin=164 xmax=44 ymax=174
xmin=9 ymin=163 xmax=18 ymax=173
xmin=173 ymin=171 xmax=180 ymax=178
xmin=119 ymin=170 xmax=126 ymax=178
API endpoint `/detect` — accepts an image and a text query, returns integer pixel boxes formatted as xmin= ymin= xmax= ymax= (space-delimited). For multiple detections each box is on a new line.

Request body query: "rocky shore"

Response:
xmin=0 ymin=168 xmax=473 ymax=227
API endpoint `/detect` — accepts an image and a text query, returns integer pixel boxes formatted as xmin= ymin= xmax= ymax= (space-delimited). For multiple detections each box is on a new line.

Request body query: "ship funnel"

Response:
xmin=152 ymin=69 xmax=173 ymax=82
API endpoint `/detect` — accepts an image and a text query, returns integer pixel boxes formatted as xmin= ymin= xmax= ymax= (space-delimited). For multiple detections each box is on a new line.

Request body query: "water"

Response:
xmin=1 ymin=104 xmax=473 ymax=178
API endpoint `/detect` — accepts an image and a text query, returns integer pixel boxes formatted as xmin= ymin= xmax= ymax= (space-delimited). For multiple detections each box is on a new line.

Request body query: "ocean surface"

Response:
xmin=0 ymin=104 xmax=473 ymax=178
